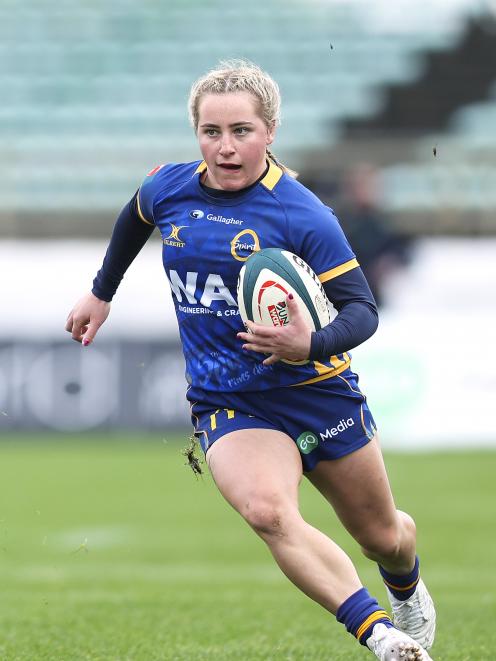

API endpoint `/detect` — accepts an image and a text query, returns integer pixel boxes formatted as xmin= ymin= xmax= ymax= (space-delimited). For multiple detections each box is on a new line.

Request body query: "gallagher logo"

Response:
xmin=230 ymin=229 xmax=260 ymax=262
xmin=189 ymin=209 xmax=204 ymax=219
xmin=163 ymin=224 xmax=187 ymax=248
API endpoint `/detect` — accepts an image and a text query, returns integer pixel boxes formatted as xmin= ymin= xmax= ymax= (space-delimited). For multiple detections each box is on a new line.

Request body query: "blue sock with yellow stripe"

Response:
xmin=336 ymin=587 xmax=393 ymax=646
xmin=379 ymin=556 xmax=420 ymax=601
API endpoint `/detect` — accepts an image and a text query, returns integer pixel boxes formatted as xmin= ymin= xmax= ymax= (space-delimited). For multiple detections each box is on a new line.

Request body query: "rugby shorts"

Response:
xmin=188 ymin=369 xmax=377 ymax=471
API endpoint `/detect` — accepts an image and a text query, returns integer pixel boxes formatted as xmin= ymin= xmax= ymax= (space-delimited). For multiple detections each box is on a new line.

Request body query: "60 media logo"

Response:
xmin=296 ymin=431 xmax=319 ymax=454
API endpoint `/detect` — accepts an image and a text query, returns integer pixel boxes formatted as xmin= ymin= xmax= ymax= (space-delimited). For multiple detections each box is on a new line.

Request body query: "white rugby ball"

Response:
xmin=237 ymin=248 xmax=336 ymax=364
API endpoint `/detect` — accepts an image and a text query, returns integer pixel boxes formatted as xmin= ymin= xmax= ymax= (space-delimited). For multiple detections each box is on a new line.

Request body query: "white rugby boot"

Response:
xmin=386 ymin=579 xmax=436 ymax=650
xmin=366 ymin=623 xmax=434 ymax=661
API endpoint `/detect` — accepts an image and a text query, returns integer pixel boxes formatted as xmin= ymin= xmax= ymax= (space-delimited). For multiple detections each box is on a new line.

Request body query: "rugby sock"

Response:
xmin=379 ymin=555 xmax=420 ymax=601
xmin=336 ymin=587 xmax=393 ymax=646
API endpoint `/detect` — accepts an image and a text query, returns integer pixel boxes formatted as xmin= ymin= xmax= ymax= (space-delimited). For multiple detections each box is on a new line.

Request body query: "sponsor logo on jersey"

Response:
xmin=230 ymin=229 xmax=260 ymax=262
xmin=296 ymin=431 xmax=319 ymax=454
xmin=319 ymin=418 xmax=354 ymax=441
xmin=189 ymin=209 xmax=204 ymax=219
xmin=207 ymin=213 xmax=243 ymax=226
xmin=163 ymin=224 xmax=187 ymax=248
xmin=166 ymin=270 xmax=237 ymax=307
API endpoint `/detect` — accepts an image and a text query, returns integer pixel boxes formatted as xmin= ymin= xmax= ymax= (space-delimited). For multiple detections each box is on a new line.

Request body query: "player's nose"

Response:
xmin=218 ymin=134 xmax=235 ymax=155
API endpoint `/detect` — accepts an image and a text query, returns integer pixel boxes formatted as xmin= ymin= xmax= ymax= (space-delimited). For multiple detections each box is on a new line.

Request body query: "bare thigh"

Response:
xmin=306 ymin=436 xmax=402 ymax=548
xmin=206 ymin=428 xmax=303 ymax=521
xmin=206 ymin=427 xmax=364 ymax=610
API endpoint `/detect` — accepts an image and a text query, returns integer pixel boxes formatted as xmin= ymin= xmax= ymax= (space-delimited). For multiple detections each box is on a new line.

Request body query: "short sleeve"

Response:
xmin=136 ymin=164 xmax=165 ymax=226
xmin=290 ymin=202 xmax=359 ymax=283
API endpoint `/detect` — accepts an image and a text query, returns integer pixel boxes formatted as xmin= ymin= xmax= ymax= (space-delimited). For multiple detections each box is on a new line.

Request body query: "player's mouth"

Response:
xmin=218 ymin=163 xmax=242 ymax=171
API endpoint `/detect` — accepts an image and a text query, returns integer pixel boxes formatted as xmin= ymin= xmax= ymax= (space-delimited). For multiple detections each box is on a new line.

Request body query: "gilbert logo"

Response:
xmin=163 ymin=224 xmax=187 ymax=248
xmin=296 ymin=431 xmax=319 ymax=454
xmin=320 ymin=418 xmax=354 ymax=441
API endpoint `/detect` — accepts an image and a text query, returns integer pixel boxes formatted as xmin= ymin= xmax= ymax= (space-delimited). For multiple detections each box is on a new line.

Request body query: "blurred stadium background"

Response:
xmin=1 ymin=0 xmax=495 ymax=447
xmin=1 ymin=2 xmax=496 ymax=659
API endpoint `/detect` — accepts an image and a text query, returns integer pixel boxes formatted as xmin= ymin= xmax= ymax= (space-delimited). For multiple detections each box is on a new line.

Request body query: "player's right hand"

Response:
xmin=65 ymin=292 xmax=111 ymax=346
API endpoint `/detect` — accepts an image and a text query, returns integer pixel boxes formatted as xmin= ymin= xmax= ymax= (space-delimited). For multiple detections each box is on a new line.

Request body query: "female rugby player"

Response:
xmin=66 ymin=61 xmax=436 ymax=661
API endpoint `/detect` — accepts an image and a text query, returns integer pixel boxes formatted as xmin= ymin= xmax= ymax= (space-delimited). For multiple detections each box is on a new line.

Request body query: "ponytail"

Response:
xmin=266 ymin=148 xmax=298 ymax=179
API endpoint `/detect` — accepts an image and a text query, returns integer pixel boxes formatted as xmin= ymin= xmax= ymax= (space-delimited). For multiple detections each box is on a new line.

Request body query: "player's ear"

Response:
xmin=266 ymin=120 xmax=276 ymax=145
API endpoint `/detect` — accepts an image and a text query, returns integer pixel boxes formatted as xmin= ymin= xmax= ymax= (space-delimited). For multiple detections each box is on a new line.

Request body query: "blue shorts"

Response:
xmin=188 ymin=369 xmax=377 ymax=472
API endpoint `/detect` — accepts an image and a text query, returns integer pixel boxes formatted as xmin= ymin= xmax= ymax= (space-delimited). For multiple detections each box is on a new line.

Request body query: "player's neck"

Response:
xmin=201 ymin=163 xmax=269 ymax=198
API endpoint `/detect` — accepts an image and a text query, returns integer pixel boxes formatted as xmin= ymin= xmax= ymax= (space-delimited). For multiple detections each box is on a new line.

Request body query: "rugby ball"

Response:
xmin=237 ymin=248 xmax=336 ymax=364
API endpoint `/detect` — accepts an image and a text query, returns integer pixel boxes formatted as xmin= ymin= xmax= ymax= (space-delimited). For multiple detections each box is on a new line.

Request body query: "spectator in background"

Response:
xmin=337 ymin=164 xmax=412 ymax=307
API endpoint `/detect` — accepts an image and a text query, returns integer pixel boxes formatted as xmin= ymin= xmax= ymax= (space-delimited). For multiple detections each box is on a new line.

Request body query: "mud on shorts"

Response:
xmin=187 ymin=369 xmax=377 ymax=472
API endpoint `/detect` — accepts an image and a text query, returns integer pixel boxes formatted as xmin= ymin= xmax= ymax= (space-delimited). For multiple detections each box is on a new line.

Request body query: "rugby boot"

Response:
xmin=366 ymin=623 xmax=434 ymax=660
xmin=386 ymin=579 xmax=436 ymax=650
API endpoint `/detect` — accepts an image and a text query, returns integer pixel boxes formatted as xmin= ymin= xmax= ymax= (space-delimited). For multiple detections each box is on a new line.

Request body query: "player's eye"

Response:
xmin=234 ymin=127 xmax=249 ymax=135
xmin=204 ymin=128 xmax=218 ymax=137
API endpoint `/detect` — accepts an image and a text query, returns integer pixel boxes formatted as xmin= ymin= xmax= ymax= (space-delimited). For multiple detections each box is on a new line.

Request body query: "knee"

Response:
xmin=360 ymin=511 xmax=416 ymax=561
xmin=241 ymin=495 xmax=296 ymax=539
xmin=361 ymin=525 xmax=403 ymax=560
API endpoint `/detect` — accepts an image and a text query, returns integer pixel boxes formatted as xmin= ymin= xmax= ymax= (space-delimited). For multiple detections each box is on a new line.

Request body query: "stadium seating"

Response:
xmin=0 ymin=0 xmax=480 ymax=220
xmin=380 ymin=88 xmax=496 ymax=218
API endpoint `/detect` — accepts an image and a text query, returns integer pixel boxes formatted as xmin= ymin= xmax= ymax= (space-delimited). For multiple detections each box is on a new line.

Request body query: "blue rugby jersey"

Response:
xmin=137 ymin=159 xmax=359 ymax=392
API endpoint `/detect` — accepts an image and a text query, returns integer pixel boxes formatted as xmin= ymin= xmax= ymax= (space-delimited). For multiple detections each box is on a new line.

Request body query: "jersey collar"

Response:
xmin=193 ymin=158 xmax=283 ymax=192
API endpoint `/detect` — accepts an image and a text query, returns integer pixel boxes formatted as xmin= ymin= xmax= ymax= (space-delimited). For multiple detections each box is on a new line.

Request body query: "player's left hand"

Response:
xmin=237 ymin=294 xmax=312 ymax=366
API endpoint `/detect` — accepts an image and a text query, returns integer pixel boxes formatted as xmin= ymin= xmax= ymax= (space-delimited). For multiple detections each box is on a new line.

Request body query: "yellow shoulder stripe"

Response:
xmin=260 ymin=159 xmax=283 ymax=191
xmin=136 ymin=189 xmax=154 ymax=226
xmin=319 ymin=258 xmax=359 ymax=283
xmin=194 ymin=161 xmax=207 ymax=175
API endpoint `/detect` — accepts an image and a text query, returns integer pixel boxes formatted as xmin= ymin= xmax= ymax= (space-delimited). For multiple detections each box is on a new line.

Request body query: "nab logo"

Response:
xmin=163 ymin=224 xmax=187 ymax=248
xmin=189 ymin=209 xmax=204 ymax=219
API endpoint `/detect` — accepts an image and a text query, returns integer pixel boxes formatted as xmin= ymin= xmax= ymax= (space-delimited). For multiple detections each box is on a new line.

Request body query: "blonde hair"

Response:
xmin=188 ymin=59 xmax=298 ymax=179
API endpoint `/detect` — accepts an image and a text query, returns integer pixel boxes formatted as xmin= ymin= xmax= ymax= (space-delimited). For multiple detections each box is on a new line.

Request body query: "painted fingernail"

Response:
xmin=82 ymin=339 xmax=90 ymax=346
xmin=288 ymin=293 xmax=294 ymax=300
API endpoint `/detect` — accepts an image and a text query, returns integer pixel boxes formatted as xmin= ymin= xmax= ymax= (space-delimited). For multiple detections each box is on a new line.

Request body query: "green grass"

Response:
xmin=0 ymin=434 xmax=495 ymax=660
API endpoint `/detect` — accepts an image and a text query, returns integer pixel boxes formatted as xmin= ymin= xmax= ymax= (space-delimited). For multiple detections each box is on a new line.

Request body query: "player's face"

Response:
xmin=197 ymin=91 xmax=275 ymax=191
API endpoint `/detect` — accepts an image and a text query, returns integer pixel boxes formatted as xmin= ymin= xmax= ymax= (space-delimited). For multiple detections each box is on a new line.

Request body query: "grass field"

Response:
xmin=0 ymin=434 xmax=495 ymax=661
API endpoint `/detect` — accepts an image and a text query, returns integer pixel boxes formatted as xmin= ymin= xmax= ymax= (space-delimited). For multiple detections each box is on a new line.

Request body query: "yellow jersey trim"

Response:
xmin=337 ymin=373 xmax=378 ymax=440
xmin=291 ymin=358 xmax=351 ymax=387
xmin=194 ymin=160 xmax=207 ymax=175
xmin=313 ymin=360 xmax=332 ymax=376
xmin=260 ymin=159 xmax=283 ymax=191
xmin=136 ymin=189 xmax=154 ymax=226
xmin=319 ymin=258 xmax=359 ymax=283
xmin=194 ymin=158 xmax=281 ymax=190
